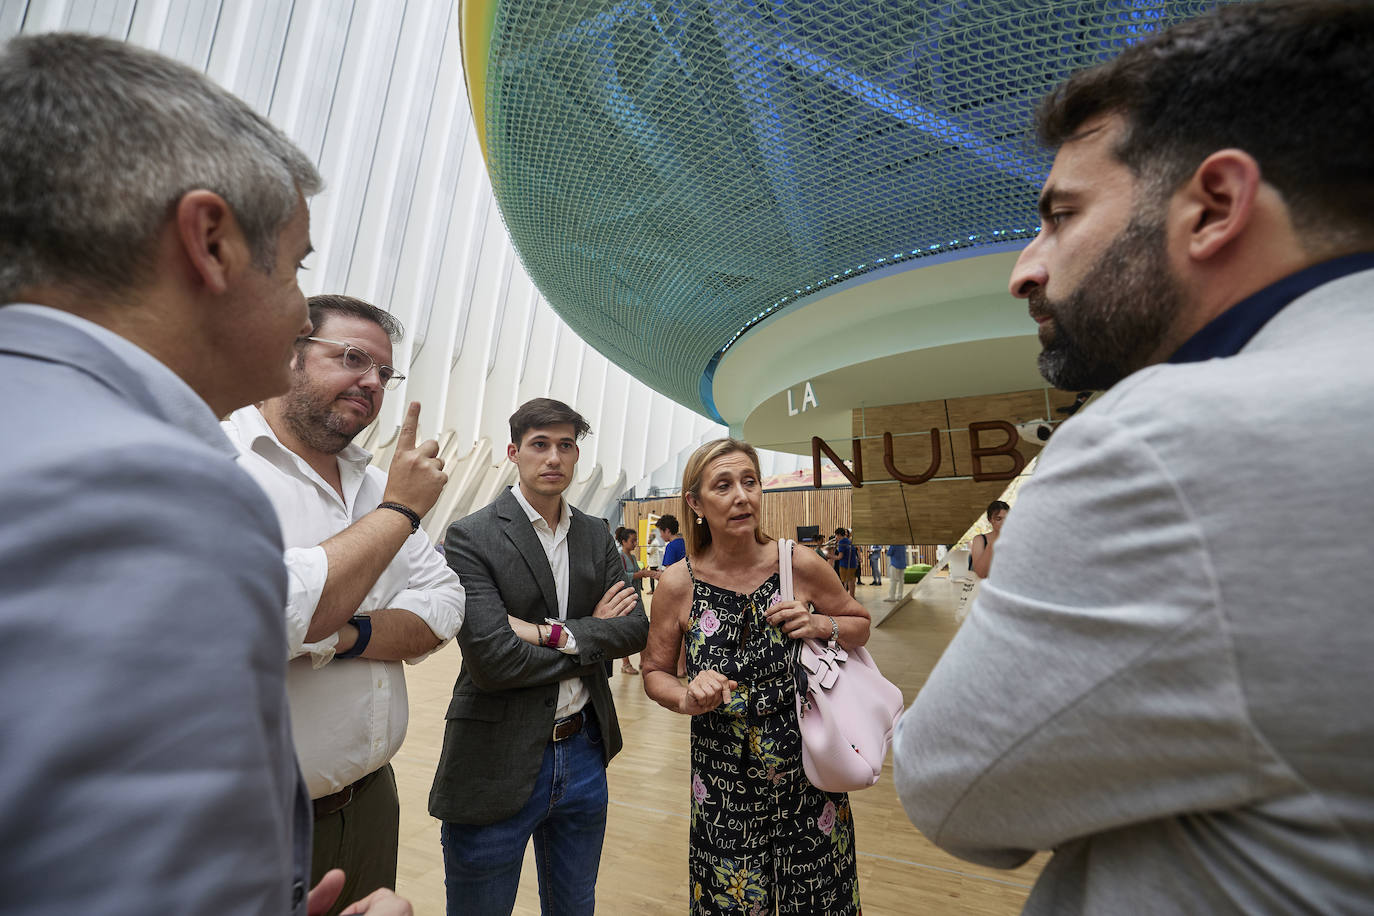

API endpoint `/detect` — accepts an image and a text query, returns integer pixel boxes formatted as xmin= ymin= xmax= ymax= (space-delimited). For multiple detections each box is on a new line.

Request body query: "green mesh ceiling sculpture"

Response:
xmin=465 ymin=0 xmax=1234 ymax=419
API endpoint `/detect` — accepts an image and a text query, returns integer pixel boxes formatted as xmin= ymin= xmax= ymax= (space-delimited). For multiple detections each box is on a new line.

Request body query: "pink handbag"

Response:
xmin=779 ymin=538 xmax=906 ymax=793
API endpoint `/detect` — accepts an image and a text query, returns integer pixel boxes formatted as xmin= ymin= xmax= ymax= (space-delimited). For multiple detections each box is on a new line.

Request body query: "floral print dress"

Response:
xmin=683 ymin=556 xmax=860 ymax=915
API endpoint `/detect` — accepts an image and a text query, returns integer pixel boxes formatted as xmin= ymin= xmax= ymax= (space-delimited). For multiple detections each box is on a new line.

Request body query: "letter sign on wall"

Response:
xmin=787 ymin=381 xmax=819 ymax=417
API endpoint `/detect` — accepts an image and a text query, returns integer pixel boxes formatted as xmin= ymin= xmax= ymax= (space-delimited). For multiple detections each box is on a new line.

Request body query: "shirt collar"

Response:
xmin=1169 ymin=251 xmax=1374 ymax=364
xmin=510 ymin=483 xmax=570 ymax=534
xmin=6 ymin=303 xmax=235 ymax=457
xmin=225 ymin=404 xmax=373 ymax=468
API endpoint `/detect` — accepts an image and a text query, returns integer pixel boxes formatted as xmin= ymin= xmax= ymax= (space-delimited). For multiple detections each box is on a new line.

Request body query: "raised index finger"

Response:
xmin=397 ymin=401 xmax=420 ymax=452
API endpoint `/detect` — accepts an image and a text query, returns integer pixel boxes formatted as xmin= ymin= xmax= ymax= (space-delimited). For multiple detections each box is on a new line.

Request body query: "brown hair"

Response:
xmin=680 ymin=438 xmax=770 ymax=557
xmin=508 ymin=398 xmax=591 ymax=446
xmin=306 ymin=294 xmax=403 ymax=343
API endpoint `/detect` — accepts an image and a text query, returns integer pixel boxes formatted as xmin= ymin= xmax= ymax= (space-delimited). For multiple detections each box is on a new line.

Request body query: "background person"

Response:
xmin=895 ymin=3 xmax=1374 ymax=912
xmin=953 ymin=501 xmax=1009 ymax=624
xmin=658 ymin=514 xmax=685 ymax=567
xmin=885 ymin=543 xmax=909 ymax=602
xmin=835 ymin=528 xmax=859 ymax=596
xmin=646 ymin=527 xmax=665 ymax=592
xmin=969 ymin=500 xmax=1009 ymax=580
xmin=642 ymin=439 xmax=871 ymax=914
xmin=615 ymin=526 xmax=659 ymax=673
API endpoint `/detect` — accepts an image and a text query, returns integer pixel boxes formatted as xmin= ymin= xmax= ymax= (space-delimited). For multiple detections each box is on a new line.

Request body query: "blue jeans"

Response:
xmin=440 ymin=710 xmax=608 ymax=916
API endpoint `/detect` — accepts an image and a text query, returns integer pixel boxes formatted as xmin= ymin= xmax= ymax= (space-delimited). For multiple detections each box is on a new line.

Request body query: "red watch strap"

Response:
xmin=548 ymin=622 xmax=564 ymax=648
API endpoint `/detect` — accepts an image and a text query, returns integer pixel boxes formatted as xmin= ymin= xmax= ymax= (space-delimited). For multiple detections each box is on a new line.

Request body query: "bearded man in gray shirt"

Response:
xmin=895 ymin=3 xmax=1374 ymax=913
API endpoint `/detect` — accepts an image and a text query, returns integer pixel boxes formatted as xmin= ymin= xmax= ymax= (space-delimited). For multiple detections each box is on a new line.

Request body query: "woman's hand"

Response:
xmin=679 ymin=669 xmax=738 ymax=715
xmin=764 ymin=600 xmax=831 ymax=641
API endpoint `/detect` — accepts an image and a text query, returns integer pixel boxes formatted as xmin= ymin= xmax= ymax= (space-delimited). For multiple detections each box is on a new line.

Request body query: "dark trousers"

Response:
xmin=310 ymin=764 xmax=400 ymax=916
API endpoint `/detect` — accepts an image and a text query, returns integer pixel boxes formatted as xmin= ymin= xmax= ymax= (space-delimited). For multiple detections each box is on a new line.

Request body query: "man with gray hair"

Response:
xmin=0 ymin=33 xmax=403 ymax=915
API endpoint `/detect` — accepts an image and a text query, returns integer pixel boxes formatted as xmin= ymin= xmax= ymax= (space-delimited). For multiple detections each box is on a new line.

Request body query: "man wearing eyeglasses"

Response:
xmin=223 ymin=294 xmax=465 ymax=915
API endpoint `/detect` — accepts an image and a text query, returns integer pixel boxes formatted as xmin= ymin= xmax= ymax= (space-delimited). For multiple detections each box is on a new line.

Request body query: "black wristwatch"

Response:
xmin=335 ymin=615 xmax=373 ymax=658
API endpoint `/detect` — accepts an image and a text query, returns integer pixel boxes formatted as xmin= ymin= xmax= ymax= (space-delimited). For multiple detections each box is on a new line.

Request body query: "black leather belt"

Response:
xmin=312 ymin=769 xmax=377 ymax=819
xmin=552 ymin=709 xmax=588 ymax=742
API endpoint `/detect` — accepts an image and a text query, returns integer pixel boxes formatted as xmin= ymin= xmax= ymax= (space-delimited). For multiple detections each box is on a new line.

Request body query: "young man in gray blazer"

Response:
xmin=895 ymin=3 xmax=1374 ymax=913
xmin=431 ymin=398 xmax=648 ymax=915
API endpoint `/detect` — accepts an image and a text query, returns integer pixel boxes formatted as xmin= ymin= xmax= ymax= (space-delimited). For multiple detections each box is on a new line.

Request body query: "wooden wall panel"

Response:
xmin=853 ymin=478 xmax=1016 ymax=546
xmin=622 ymin=490 xmax=853 ymax=545
xmin=945 ymin=388 xmax=1080 ymax=476
xmin=845 ymin=388 xmax=1074 ymax=544
xmin=852 ymin=402 xmax=954 ymax=481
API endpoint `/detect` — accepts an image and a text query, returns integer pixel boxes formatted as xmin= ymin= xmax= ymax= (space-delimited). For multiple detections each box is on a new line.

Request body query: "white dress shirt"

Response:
xmin=224 ymin=406 xmax=465 ymax=798
xmin=509 ymin=484 xmax=589 ymax=719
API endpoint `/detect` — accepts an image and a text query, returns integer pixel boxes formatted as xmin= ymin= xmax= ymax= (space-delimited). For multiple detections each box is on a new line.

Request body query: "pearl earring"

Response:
xmin=695 ymin=515 xmax=703 ymax=525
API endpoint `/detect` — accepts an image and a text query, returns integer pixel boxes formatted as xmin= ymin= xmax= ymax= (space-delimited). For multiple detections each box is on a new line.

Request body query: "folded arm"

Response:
xmin=561 ymin=533 xmax=650 ymax=664
xmin=292 ymin=520 xmax=465 ymax=663
xmin=445 ymin=522 xmax=584 ymax=691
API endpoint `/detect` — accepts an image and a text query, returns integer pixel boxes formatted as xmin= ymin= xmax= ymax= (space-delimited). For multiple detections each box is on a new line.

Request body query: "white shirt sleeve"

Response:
xmin=283 ymin=545 xmax=338 ymax=666
xmin=389 ymin=529 xmax=466 ymax=664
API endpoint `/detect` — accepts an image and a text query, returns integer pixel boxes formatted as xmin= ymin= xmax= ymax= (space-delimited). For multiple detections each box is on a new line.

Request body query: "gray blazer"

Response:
xmin=895 ymin=268 xmax=1374 ymax=913
xmin=0 ymin=308 xmax=311 ymax=915
xmin=430 ymin=488 xmax=649 ymax=825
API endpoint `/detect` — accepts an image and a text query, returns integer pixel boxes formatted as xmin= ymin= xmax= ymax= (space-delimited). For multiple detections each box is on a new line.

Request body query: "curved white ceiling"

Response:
xmin=713 ymin=246 xmax=1048 ymax=454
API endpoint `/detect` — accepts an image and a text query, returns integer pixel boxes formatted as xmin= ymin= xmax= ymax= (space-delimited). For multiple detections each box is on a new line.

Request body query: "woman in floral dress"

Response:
xmin=642 ymin=439 xmax=871 ymax=914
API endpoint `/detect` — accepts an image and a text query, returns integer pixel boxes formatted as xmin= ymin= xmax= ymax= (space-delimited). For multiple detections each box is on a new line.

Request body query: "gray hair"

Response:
xmin=0 ymin=32 xmax=323 ymax=301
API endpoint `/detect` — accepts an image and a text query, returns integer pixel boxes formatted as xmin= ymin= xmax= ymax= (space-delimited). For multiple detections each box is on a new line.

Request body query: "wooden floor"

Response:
xmin=390 ymin=574 xmax=1044 ymax=914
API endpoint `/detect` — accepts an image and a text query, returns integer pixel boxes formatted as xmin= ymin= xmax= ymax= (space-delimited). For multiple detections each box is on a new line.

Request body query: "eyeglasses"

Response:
xmin=302 ymin=337 xmax=406 ymax=390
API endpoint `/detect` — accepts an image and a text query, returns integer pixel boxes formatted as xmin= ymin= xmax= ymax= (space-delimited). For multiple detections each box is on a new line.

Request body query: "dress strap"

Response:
xmin=684 ymin=554 xmax=694 ymax=582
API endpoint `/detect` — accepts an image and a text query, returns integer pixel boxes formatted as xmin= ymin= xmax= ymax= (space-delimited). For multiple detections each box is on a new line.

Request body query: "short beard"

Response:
xmin=278 ymin=366 xmax=366 ymax=455
xmin=1034 ymin=213 xmax=1185 ymax=391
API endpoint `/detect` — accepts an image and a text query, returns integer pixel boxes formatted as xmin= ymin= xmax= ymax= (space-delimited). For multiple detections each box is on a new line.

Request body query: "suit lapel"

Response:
xmin=498 ymin=489 xmax=559 ymax=620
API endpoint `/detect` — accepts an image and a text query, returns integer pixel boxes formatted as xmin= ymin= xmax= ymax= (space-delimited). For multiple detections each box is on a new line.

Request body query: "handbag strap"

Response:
xmin=777 ymin=538 xmax=795 ymax=601
xmin=779 ymin=537 xmax=809 ymax=697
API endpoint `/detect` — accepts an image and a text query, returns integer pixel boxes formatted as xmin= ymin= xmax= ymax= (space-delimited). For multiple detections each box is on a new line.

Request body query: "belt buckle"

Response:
xmin=313 ymin=783 xmax=356 ymax=819
xmin=552 ymin=710 xmax=582 ymax=742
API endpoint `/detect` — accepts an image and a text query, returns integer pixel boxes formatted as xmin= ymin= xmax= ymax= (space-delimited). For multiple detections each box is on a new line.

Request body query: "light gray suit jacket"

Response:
xmin=0 ymin=307 xmax=311 ymax=914
xmin=895 ymin=268 xmax=1374 ymax=913
xmin=430 ymin=488 xmax=649 ymax=825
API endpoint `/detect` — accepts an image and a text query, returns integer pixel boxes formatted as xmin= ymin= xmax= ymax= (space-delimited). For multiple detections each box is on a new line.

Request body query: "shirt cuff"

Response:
xmin=302 ymin=631 xmax=339 ymax=669
xmin=391 ymin=585 xmax=464 ymax=664
xmin=284 ymin=545 xmax=329 ymax=660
